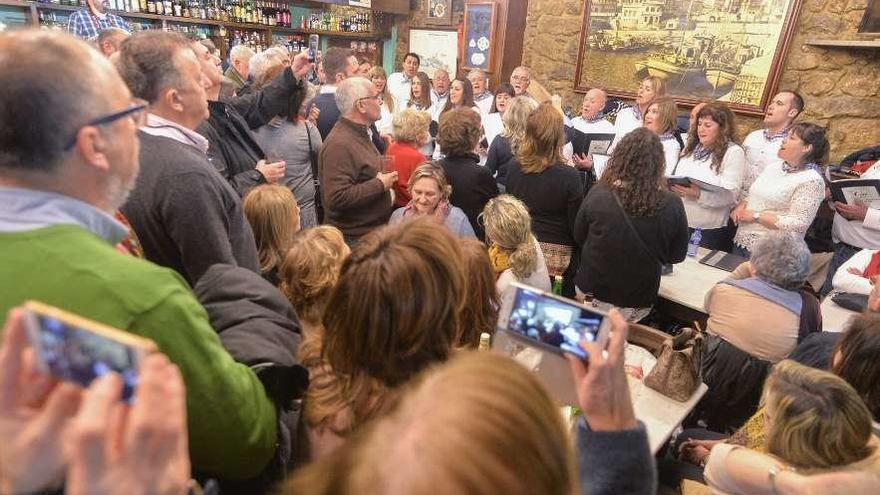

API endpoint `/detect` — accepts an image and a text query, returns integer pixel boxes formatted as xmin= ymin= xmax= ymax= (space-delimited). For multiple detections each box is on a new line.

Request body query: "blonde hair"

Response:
xmin=500 ymin=95 xmax=539 ymax=152
xmin=480 ymin=195 xmax=539 ymax=280
xmin=643 ymin=76 xmax=666 ymax=99
xmin=408 ymin=163 xmax=451 ymax=201
xmin=392 ymin=108 xmax=431 ymax=145
xmin=646 ymin=97 xmax=678 ymax=135
xmin=763 ymin=360 xmax=875 ymax=469
xmin=243 ymin=184 xmax=300 ymax=277
xmin=285 ymin=353 xmax=577 ymax=495
xmin=368 ymin=65 xmax=394 ymax=113
xmin=517 ymin=102 xmax=565 ymax=174
xmin=279 ymin=226 xmax=350 ymax=326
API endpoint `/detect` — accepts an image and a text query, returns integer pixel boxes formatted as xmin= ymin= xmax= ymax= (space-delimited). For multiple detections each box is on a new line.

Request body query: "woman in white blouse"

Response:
xmin=608 ymin=76 xmax=666 ymax=151
xmin=671 ymin=102 xmax=746 ymax=250
xmin=369 ymin=66 xmax=395 ymax=136
xmin=731 ymin=123 xmax=828 ymax=257
xmin=643 ymin=97 xmax=681 ymax=176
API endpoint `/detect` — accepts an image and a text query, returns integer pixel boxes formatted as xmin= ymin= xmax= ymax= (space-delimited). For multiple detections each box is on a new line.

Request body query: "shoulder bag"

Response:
xmin=643 ymin=327 xmax=703 ymax=402
xmin=305 ymin=122 xmax=323 ymax=223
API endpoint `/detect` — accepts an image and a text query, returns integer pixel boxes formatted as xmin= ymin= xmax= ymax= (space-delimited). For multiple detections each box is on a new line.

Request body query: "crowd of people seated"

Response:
xmin=1 ymin=24 xmax=879 ymax=495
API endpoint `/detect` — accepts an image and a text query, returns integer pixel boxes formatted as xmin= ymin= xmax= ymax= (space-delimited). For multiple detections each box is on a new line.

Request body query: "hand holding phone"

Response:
xmin=22 ymin=301 xmax=157 ymax=404
xmin=0 ymin=307 xmax=84 ymax=494
xmin=565 ymin=308 xmax=638 ymax=432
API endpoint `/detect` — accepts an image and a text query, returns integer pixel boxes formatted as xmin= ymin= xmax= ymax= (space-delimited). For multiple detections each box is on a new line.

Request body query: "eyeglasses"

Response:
xmin=356 ymin=94 xmax=382 ymax=104
xmin=63 ymin=99 xmax=149 ymax=151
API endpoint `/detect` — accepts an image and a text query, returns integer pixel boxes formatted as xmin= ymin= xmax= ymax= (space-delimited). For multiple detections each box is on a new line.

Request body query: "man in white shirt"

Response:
xmin=822 ymin=159 xmax=880 ymax=295
xmin=387 ymin=52 xmax=420 ymax=113
xmin=570 ymin=89 xmax=614 ymax=178
xmin=431 ymin=68 xmax=450 ymax=107
xmin=468 ymin=68 xmax=493 ymax=115
xmin=510 ymin=66 xmax=536 ymax=102
xmin=742 ymin=91 xmax=804 ymax=191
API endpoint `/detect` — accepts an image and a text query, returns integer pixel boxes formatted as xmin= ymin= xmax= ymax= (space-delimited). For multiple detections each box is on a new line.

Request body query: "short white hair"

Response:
xmin=467 ymin=69 xmax=487 ymax=81
xmin=249 ymin=51 xmax=278 ymax=84
xmin=512 ymin=66 xmax=531 ymax=79
xmin=336 ymin=77 xmax=373 ymax=114
xmin=229 ymin=44 xmax=254 ymax=64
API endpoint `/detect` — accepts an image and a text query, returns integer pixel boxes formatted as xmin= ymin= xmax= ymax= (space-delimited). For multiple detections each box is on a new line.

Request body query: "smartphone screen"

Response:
xmin=25 ymin=309 xmax=144 ymax=402
xmin=500 ymin=285 xmax=607 ymax=359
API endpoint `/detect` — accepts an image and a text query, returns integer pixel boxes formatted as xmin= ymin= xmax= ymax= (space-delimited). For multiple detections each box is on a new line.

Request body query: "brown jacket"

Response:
xmin=319 ymin=117 xmax=391 ymax=237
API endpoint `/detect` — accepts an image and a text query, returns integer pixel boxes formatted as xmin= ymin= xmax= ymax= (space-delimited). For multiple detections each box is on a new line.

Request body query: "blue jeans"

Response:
xmin=820 ymin=242 xmax=862 ymax=297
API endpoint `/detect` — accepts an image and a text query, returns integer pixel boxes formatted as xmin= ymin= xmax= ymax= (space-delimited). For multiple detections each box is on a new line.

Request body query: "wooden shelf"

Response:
xmin=12 ymin=0 xmax=382 ymax=39
xmin=805 ymin=38 xmax=880 ymax=49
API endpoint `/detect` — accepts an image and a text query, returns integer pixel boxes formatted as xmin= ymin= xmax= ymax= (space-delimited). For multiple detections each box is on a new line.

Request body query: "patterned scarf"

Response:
xmin=782 ymin=161 xmax=820 ymax=174
xmin=488 ymin=244 xmax=511 ymax=275
xmin=584 ymin=112 xmax=606 ymax=124
xmin=763 ymin=125 xmax=791 ymax=141
xmin=692 ymin=143 xmax=713 ymax=161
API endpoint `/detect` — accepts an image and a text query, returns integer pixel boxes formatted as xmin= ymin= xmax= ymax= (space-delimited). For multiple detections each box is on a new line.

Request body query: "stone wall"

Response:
xmin=521 ymin=0 xmax=880 ymax=161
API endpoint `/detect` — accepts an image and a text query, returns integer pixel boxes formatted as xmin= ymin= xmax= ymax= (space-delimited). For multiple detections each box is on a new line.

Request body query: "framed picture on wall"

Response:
xmin=409 ymin=28 xmax=459 ymax=79
xmin=859 ymin=0 xmax=880 ymax=34
xmin=328 ymin=38 xmax=382 ymax=66
xmin=461 ymin=2 xmax=497 ymax=72
xmin=425 ymin=0 xmax=454 ymax=26
xmin=574 ymin=0 xmax=804 ymax=116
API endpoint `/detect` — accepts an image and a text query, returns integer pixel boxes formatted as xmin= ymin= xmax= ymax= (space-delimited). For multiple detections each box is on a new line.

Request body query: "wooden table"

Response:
xmin=821 ymin=298 xmax=859 ymax=333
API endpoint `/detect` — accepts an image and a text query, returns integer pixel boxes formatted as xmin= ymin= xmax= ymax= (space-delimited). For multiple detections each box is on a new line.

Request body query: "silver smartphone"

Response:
xmin=496 ymin=282 xmax=611 ymax=359
xmin=23 ymin=301 xmax=157 ymax=403
xmin=308 ymin=34 xmax=319 ymax=63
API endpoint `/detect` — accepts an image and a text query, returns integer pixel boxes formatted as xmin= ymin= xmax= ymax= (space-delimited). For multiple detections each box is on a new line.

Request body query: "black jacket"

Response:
xmin=199 ymin=68 xmax=306 ymax=197
xmin=194 ymin=264 xmax=309 ymax=490
xmin=574 ymin=184 xmax=688 ymax=308
xmin=439 ymin=153 xmax=499 ymax=240
xmin=485 ymin=135 xmax=514 ymax=186
xmin=506 ymin=158 xmax=584 ymax=246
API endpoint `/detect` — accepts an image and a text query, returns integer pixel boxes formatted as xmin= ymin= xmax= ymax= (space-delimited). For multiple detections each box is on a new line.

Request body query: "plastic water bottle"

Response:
xmin=687 ymin=228 xmax=702 ymax=258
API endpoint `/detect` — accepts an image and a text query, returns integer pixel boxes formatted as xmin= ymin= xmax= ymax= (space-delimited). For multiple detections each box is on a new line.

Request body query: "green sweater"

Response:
xmin=0 ymin=225 xmax=277 ymax=479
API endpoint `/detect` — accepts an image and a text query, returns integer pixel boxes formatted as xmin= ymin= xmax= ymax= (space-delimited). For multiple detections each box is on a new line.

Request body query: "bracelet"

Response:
xmin=769 ymin=465 xmax=796 ymax=495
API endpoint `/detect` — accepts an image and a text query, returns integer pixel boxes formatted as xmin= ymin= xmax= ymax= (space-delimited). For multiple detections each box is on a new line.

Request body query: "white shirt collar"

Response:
xmin=140 ymin=113 xmax=209 ymax=154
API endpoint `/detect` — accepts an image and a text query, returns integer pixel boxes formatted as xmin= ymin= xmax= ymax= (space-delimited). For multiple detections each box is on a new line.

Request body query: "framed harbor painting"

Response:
xmin=574 ymin=0 xmax=804 ymax=115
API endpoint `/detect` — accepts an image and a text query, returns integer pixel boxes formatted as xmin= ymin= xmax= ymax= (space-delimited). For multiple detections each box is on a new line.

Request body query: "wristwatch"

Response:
xmin=753 ymin=211 xmax=761 ymax=222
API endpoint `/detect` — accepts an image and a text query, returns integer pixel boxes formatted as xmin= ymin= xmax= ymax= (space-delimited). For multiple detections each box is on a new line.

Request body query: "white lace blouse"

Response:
xmin=733 ymin=162 xmax=825 ymax=251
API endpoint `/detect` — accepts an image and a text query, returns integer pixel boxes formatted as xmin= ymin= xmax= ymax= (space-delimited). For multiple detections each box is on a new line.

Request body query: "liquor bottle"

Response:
xmin=478 ymin=332 xmax=491 ymax=351
xmin=138 ymin=0 xmax=146 ymax=12
xmin=147 ymin=0 xmax=156 ymax=14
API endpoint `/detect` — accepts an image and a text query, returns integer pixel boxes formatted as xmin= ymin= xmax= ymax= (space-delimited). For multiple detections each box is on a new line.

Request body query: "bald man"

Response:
xmin=571 ymin=89 xmax=614 ymax=135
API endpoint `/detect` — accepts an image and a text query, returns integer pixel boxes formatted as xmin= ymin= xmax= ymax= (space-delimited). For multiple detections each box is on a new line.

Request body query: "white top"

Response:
xmin=386 ymin=72 xmax=412 ymax=115
xmin=734 ymin=162 xmax=825 ymax=251
xmin=474 ymin=91 xmax=494 ymax=115
xmin=608 ymin=106 xmax=643 ymax=153
xmin=742 ymin=128 xmax=785 ymax=193
xmin=832 ymin=248 xmax=877 ymax=295
xmin=431 ymin=90 xmax=449 ymax=109
xmin=675 ymin=144 xmax=746 ymax=229
xmin=483 ymin=112 xmax=504 ymax=149
xmin=376 ymin=100 xmax=393 ymax=135
xmin=832 ymin=162 xmax=880 ymax=249
xmin=569 ymin=116 xmax=615 ymax=136
xmin=661 ymin=136 xmax=682 ymax=177
xmin=495 ymin=238 xmax=551 ymax=296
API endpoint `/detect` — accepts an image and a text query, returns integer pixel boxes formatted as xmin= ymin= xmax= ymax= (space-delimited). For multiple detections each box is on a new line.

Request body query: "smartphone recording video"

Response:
xmin=498 ymin=283 xmax=610 ymax=359
xmin=23 ymin=301 xmax=157 ymax=402
xmin=308 ymin=34 xmax=319 ymax=63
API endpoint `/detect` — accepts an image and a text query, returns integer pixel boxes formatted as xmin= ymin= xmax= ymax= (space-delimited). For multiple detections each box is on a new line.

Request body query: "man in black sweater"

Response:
xmin=117 ymin=31 xmax=260 ymax=286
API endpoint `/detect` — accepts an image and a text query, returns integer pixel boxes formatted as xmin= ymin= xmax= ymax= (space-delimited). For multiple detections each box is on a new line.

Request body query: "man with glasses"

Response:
xmin=320 ymin=77 xmax=398 ymax=245
xmin=0 ymin=30 xmax=278 ymax=482
xmin=510 ymin=66 xmax=536 ymax=102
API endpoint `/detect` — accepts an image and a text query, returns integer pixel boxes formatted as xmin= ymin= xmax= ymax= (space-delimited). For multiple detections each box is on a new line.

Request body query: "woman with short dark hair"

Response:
xmin=731 ymin=122 xmax=827 ymax=258
xmin=436 ymin=108 xmax=498 ymax=240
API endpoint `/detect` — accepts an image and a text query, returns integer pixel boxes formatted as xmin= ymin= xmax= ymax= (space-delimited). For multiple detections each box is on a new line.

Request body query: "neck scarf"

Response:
xmin=583 ymin=112 xmax=606 ymax=124
xmin=693 ymin=143 xmax=713 ymax=161
xmin=763 ymin=125 xmax=791 ymax=141
xmin=488 ymin=244 xmax=511 ymax=275
xmin=782 ymin=161 xmax=820 ymax=174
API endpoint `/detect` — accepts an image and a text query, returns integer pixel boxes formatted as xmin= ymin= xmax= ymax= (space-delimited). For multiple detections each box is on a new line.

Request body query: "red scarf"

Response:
xmin=863 ymin=251 xmax=880 ymax=280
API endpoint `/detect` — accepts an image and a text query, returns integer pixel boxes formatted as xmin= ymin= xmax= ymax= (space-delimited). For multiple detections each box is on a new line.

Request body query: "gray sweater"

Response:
xmin=122 ymin=132 xmax=260 ymax=286
xmin=576 ymin=417 xmax=656 ymax=495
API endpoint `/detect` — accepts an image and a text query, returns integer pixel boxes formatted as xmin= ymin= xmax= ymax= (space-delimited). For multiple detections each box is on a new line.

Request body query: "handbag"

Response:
xmin=831 ymin=291 xmax=869 ymax=312
xmin=643 ymin=327 xmax=703 ymax=402
xmin=305 ymin=122 xmax=323 ymax=222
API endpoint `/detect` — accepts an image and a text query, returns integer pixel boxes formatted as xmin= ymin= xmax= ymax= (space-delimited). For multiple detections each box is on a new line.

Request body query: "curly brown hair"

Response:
xmin=437 ymin=108 xmax=482 ymax=157
xmin=458 ymin=239 xmax=499 ymax=348
xmin=599 ymin=127 xmax=666 ymax=217
xmin=682 ymin=102 xmax=737 ymax=174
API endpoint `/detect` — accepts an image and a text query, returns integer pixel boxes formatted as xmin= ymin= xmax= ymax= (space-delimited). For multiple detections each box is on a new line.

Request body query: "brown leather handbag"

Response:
xmin=643 ymin=328 xmax=703 ymax=402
